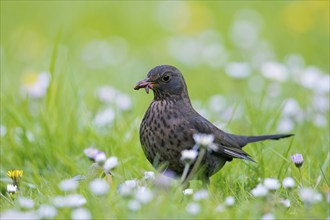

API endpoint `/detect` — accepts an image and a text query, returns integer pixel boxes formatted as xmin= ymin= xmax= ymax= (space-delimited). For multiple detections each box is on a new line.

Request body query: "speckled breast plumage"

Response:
xmin=140 ymin=99 xmax=189 ymax=175
xmin=139 ymin=99 xmax=226 ymax=177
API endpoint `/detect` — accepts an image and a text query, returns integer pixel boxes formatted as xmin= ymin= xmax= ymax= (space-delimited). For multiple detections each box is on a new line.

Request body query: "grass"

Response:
xmin=1 ymin=1 xmax=329 ymax=219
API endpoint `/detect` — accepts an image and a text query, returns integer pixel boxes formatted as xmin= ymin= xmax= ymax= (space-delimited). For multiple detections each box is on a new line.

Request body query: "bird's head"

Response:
xmin=134 ymin=65 xmax=189 ymax=101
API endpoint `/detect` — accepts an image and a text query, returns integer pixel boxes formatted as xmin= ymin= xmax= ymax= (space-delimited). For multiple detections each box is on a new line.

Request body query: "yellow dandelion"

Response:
xmin=7 ymin=170 xmax=23 ymax=185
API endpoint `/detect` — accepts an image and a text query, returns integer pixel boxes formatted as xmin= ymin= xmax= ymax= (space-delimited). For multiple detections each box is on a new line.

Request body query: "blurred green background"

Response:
xmin=1 ymin=1 xmax=329 ymax=219
xmin=2 ymin=1 xmax=329 ymax=91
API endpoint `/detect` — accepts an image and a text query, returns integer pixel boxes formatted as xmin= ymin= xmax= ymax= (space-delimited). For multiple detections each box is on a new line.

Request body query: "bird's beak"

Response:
xmin=134 ymin=78 xmax=155 ymax=94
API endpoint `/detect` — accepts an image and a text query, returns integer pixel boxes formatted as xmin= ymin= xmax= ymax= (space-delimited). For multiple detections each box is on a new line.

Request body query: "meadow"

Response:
xmin=1 ymin=1 xmax=329 ymax=219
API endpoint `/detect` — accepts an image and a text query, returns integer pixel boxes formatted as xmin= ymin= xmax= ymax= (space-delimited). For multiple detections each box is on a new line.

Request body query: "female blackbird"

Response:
xmin=134 ymin=65 xmax=293 ymax=182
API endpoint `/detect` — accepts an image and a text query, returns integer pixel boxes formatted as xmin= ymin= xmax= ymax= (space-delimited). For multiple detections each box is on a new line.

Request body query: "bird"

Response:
xmin=134 ymin=65 xmax=293 ymax=183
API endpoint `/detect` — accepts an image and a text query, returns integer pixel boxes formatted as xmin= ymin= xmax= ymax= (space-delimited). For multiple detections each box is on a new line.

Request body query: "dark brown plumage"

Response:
xmin=134 ymin=65 xmax=293 ymax=182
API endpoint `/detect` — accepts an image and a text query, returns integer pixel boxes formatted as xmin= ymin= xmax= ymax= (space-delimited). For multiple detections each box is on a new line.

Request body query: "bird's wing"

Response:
xmin=219 ymin=145 xmax=255 ymax=162
xmin=189 ymin=114 xmax=255 ymax=162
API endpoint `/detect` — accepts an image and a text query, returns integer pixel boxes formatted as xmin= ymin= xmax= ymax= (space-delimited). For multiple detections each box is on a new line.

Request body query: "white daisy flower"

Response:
xmin=83 ymin=147 xmax=99 ymax=161
xmin=53 ymin=194 xmax=86 ymax=208
xmin=18 ymin=197 xmax=35 ymax=209
xmin=103 ymin=156 xmax=118 ymax=171
xmin=262 ymin=213 xmax=275 ymax=220
xmin=224 ymin=196 xmax=235 ymax=206
xmin=115 ymin=93 xmax=132 ymax=111
xmin=21 ymin=71 xmax=51 ymax=99
xmin=38 ymin=204 xmax=57 ymax=219
xmin=134 ymin=187 xmax=153 ymax=204
xmin=225 ymin=62 xmax=251 ymax=79
xmin=299 ymin=187 xmax=322 ymax=204
xmin=183 ymin=188 xmax=194 ymax=196
xmin=118 ymin=179 xmax=139 ymax=196
xmin=59 ymin=178 xmax=79 ymax=192
xmin=186 ymin=202 xmax=200 ymax=215
xmin=127 ymin=200 xmax=141 ymax=211
xmin=261 ymin=62 xmax=288 ymax=82
xmin=143 ymin=171 xmax=155 ymax=181
xmin=7 ymin=184 xmax=17 ymax=194
xmin=282 ymin=177 xmax=295 ymax=189
xmin=94 ymin=152 xmax=107 ymax=164
xmin=96 ymin=86 xmax=118 ymax=103
xmin=280 ymin=199 xmax=291 ymax=208
xmin=1 ymin=209 xmax=38 ymax=220
xmin=93 ymin=108 xmax=115 ymax=127
xmin=215 ymin=204 xmax=225 ymax=212
xmin=193 ymin=133 xmax=217 ymax=151
xmin=251 ymin=184 xmax=268 ymax=197
xmin=89 ymin=179 xmax=109 ymax=196
xmin=193 ymin=189 xmax=209 ymax=201
xmin=181 ymin=149 xmax=198 ymax=164
xmin=1 ymin=125 xmax=7 ymax=137
xmin=264 ymin=178 xmax=280 ymax=190
xmin=71 ymin=208 xmax=91 ymax=220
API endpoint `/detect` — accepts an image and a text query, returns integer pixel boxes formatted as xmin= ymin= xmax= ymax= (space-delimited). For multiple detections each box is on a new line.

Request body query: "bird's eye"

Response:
xmin=162 ymin=75 xmax=171 ymax=82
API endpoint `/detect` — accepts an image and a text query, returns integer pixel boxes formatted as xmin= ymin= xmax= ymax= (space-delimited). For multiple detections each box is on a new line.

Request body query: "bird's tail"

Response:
xmin=245 ymin=134 xmax=294 ymax=144
xmin=230 ymin=133 xmax=294 ymax=148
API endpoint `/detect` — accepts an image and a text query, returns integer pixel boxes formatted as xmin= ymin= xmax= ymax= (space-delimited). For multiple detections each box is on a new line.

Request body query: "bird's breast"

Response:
xmin=139 ymin=100 xmax=191 ymax=173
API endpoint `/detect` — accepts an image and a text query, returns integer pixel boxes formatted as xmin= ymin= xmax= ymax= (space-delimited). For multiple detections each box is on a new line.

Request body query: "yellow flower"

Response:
xmin=7 ymin=170 xmax=23 ymax=185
